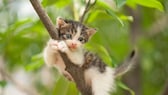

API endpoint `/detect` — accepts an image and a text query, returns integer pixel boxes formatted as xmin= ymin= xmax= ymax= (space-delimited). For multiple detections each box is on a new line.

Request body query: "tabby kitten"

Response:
xmin=43 ymin=17 xmax=136 ymax=95
xmin=43 ymin=17 xmax=96 ymax=81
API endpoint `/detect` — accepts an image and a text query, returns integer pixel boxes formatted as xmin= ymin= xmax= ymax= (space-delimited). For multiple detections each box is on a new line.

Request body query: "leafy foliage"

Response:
xmin=0 ymin=0 xmax=168 ymax=95
xmin=117 ymin=81 xmax=135 ymax=95
xmin=114 ymin=0 xmax=126 ymax=8
xmin=127 ymin=0 xmax=164 ymax=12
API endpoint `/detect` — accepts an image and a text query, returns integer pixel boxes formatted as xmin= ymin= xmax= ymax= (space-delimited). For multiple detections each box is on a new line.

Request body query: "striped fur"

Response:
xmin=56 ymin=18 xmax=115 ymax=95
xmin=44 ymin=17 xmax=136 ymax=95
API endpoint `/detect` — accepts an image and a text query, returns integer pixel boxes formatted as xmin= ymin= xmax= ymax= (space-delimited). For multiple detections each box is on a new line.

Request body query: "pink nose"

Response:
xmin=70 ymin=43 xmax=77 ymax=48
xmin=71 ymin=43 xmax=77 ymax=47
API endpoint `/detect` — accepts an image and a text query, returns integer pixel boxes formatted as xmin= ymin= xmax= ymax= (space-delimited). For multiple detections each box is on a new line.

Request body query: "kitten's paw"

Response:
xmin=48 ymin=39 xmax=59 ymax=51
xmin=58 ymin=41 xmax=68 ymax=52
xmin=63 ymin=71 xmax=74 ymax=81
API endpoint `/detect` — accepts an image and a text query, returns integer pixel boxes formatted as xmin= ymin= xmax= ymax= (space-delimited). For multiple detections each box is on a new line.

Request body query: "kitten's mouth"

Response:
xmin=65 ymin=40 xmax=79 ymax=50
xmin=68 ymin=43 xmax=78 ymax=51
xmin=69 ymin=45 xmax=77 ymax=50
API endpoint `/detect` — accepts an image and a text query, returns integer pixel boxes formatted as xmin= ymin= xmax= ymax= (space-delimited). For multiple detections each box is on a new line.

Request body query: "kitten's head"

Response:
xmin=56 ymin=17 xmax=96 ymax=50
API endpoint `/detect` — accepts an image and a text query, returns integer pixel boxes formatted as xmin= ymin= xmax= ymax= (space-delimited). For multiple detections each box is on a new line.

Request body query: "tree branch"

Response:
xmin=29 ymin=0 xmax=92 ymax=94
xmin=30 ymin=0 xmax=58 ymax=39
xmin=80 ymin=0 xmax=97 ymax=23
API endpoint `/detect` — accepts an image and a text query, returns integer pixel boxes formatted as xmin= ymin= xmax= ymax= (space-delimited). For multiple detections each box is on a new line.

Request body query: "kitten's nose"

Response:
xmin=71 ymin=43 xmax=77 ymax=48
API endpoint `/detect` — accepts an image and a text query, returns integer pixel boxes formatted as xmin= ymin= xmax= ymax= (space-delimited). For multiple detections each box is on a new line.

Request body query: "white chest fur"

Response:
xmin=66 ymin=48 xmax=84 ymax=66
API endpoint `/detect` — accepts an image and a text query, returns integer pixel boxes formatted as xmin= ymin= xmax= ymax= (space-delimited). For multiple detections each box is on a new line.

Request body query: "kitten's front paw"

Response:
xmin=63 ymin=71 xmax=74 ymax=81
xmin=58 ymin=41 xmax=69 ymax=52
xmin=48 ymin=39 xmax=59 ymax=52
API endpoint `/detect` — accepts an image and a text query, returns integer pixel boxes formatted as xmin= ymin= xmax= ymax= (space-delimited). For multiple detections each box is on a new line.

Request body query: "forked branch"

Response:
xmin=80 ymin=0 xmax=97 ymax=23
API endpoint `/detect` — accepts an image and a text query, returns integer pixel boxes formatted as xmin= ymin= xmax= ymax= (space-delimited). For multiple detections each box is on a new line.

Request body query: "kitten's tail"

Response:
xmin=114 ymin=48 xmax=138 ymax=77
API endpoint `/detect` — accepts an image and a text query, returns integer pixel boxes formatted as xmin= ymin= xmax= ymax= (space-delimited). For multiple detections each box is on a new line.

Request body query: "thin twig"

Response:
xmin=80 ymin=0 xmax=97 ymax=23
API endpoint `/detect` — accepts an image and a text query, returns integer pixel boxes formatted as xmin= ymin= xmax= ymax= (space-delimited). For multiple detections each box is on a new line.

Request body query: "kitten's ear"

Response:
xmin=86 ymin=28 xmax=97 ymax=37
xmin=56 ymin=17 xmax=67 ymax=28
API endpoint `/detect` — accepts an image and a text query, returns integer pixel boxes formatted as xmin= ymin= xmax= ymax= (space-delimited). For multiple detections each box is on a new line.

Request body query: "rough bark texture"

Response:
xmin=29 ymin=0 xmax=92 ymax=95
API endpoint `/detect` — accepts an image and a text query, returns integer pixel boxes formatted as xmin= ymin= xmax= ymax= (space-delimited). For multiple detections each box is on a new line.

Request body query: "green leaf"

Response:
xmin=119 ymin=15 xmax=133 ymax=22
xmin=25 ymin=53 xmax=43 ymax=71
xmin=94 ymin=0 xmax=124 ymax=26
xmin=117 ymin=81 xmax=135 ymax=95
xmin=127 ymin=0 xmax=164 ymax=12
xmin=52 ymin=76 xmax=69 ymax=95
xmin=66 ymin=82 xmax=79 ymax=95
xmin=42 ymin=0 xmax=71 ymax=7
xmin=0 ymin=80 xmax=7 ymax=87
xmin=96 ymin=0 xmax=112 ymax=9
xmin=106 ymin=9 xmax=124 ymax=27
xmin=114 ymin=0 xmax=126 ymax=8
xmin=42 ymin=0 xmax=58 ymax=6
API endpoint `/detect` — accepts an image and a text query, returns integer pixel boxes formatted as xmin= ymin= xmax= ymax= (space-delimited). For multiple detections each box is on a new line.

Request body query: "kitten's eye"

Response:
xmin=78 ymin=37 xmax=84 ymax=42
xmin=66 ymin=34 xmax=72 ymax=39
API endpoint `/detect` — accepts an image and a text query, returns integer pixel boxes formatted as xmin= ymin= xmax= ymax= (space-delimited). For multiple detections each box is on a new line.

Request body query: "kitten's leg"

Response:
xmin=44 ymin=39 xmax=59 ymax=67
xmin=44 ymin=39 xmax=73 ymax=81
xmin=85 ymin=67 xmax=115 ymax=95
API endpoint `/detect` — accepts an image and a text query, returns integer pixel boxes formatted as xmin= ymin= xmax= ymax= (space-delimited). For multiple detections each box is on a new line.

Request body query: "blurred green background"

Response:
xmin=0 ymin=0 xmax=168 ymax=95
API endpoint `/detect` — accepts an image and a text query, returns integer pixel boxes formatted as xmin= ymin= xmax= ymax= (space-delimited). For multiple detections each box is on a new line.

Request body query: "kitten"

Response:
xmin=44 ymin=17 xmax=96 ymax=81
xmin=44 ymin=17 xmax=137 ymax=95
